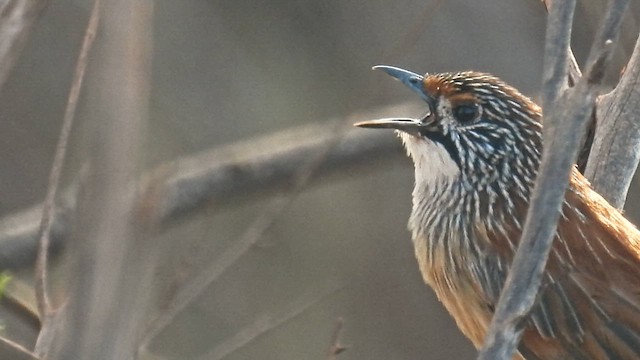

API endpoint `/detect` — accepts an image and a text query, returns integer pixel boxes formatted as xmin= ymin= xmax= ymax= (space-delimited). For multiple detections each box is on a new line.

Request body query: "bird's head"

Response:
xmin=356 ymin=65 xmax=543 ymax=195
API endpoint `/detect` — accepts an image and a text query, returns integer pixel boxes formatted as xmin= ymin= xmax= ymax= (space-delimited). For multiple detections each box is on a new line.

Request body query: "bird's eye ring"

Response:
xmin=453 ymin=103 xmax=481 ymax=123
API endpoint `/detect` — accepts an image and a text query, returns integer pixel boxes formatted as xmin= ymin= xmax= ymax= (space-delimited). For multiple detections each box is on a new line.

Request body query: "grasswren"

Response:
xmin=355 ymin=65 xmax=640 ymax=359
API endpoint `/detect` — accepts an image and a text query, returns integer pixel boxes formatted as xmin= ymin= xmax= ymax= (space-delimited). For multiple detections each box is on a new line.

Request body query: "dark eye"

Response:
xmin=453 ymin=103 xmax=481 ymax=123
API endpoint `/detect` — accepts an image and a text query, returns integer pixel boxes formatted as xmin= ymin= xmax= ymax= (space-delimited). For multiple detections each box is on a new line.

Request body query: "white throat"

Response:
xmin=399 ymin=131 xmax=460 ymax=188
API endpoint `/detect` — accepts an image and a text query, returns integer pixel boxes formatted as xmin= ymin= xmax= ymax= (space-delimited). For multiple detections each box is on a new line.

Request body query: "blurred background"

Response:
xmin=0 ymin=0 xmax=638 ymax=359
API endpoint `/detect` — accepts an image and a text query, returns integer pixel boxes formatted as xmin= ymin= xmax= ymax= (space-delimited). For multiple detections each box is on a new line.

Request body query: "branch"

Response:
xmin=0 ymin=103 xmax=414 ymax=270
xmin=584 ymin=34 xmax=640 ymax=208
xmin=195 ymin=282 xmax=345 ymax=360
xmin=33 ymin=0 xmax=99 ymax=326
xmin=139 ymin=197 xmax=295 ymax=349
xmin=541 ymin=0 xmax=582 ymax=87
xmin=478 ymin=0 xmax=630 ymax=359
xmin=540 ymin=0 xmax=576 ymax=110
xmin=46 ymin=0 xmax=154 ymax=358
xmin=540 ymin=0 xmax=597 ymax=173
xmin=0 ymin=335 xmax=38 ymax=360
xmin=0 ymin=0 xmax=48 ymax=91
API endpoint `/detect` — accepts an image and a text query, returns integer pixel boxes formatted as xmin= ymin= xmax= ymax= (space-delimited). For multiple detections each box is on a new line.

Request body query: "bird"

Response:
xmin=355 ymin=65 xmax=640 ymax=359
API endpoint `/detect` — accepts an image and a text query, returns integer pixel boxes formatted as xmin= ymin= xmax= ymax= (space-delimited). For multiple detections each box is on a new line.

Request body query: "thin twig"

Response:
xmin=196 ymin=282 xmax=346 ymax=360
xmin=326 ymin=317 xmax=347 ymax=360
xmin=0 ymin=335 xmax=39 ymax=360
xmin=33 ymin=2 xmax=100 ymax=356
xmin=33 ymin=0 xmax=100 ymax=322
xmin=139 ymin=196 xmax=292 ymax=348
xmin=478 ymin=0 xmax=630 ymax=359
xmin=0 ymin=0 xmax=48 ymax=92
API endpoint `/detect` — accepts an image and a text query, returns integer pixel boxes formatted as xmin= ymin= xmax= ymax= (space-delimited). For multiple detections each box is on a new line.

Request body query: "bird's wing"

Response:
xmin=519 ymin=170 xmax=640 ymax=359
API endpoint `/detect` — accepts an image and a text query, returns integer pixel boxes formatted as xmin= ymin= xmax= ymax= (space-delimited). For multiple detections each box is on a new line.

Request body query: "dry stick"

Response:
xmin=46 ymin=0 xmax=153 ymax=358
xmin=541 ymin=0 xmax=592 ymax=174
xmin=139 ymin=197 xmax=289 ymax=349
xmin=326 ymin=317 xmax=347 ymax=360
xmin=478 ymin=0 xmax=630 ymax=359
xmin=32 ymin=2 xmax=100 ymax=357
xmin=0 ymin=335 xmax=38 ymax=360
xmin=196 ymin=282 xmax=346 ymax=360
xmin=541 ymin=0 xmax=583 ymax=87
xmin=0 ymin=104 xmax=411 ymax=271
xmin=584 ymin=34 xmax=640 ymax=208
xmin=0 ymin=0 xmax=48 ymax=92
xmin=33 ymin=0 xmax=100 ymax=322
xmin=541 ymin=0 xmax=575 ymax=110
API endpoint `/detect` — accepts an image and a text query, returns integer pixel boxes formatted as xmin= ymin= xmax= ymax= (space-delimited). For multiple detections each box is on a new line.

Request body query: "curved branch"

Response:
xmin=0 ymin=103 xmax=415 ymax=270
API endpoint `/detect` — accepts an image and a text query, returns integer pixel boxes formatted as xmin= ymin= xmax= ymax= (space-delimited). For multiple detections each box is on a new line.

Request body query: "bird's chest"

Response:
xmin=407 ymin=150 xmax=524 ymax=347
xmin=409 ymin=191 xmax=512 ymax=349
xmin=413 ymin=229 xmax=498 ymax=348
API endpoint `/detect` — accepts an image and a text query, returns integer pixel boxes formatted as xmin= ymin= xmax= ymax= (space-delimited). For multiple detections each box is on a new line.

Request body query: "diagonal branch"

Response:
xmin=478 ymin=0 xmax=630 ymax=359
xmin=139 ymin=196 xmax=294 ymax=349
xmin=0 ymin=335 xmax=39 ymax=360
xmin=0 ymin=103 xmax=415 ymax=271
xmin=196 ymin=282 xmax=345 ymax=360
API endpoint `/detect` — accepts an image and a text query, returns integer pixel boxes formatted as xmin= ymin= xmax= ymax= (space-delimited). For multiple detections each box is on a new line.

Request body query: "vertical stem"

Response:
xmin=47 ymin=0 xmax=154 ymax=359
xmin=34 ymin=0 xmax=100 ymax=321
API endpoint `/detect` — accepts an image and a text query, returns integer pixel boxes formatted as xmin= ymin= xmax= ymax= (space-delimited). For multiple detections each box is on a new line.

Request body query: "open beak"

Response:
xmin=355 ymin=65 xmax=436 ymax=135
